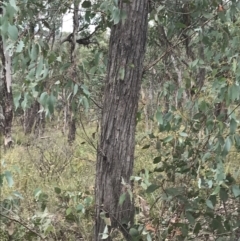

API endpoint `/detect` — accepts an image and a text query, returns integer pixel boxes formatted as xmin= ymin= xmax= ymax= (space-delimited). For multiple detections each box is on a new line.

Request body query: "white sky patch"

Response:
xmin=61 ymin=12 xmax=96 ymax=33
xmin=62 ymin=12 xmax=73 ymax=33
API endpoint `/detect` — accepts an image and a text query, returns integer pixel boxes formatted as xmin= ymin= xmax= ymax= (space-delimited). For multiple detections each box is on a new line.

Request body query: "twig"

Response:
xmin=0 ymin=212 xmax=45 ymax=240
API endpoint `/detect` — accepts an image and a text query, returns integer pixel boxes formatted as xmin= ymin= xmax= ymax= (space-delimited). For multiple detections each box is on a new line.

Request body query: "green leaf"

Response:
xmin=8 ymin=24 xmax=18 ymax=41
xmin=100 ymin=2 xmax=108 ymax=11
xmin=179 ymin=132 xmax=188 ymax=137
xmin=9 ymin=0 xmax=18 ymax=10
xmin=73 ymin=84 xmax=78 ymax=96
xmin=156 ymin=111 xmax=163 ymax=125
xmin=30 ymin=43 xmax=39 ymax=61
xmin=13 ymin=91 xmax=21 ymax=110
xmin=148 ymin=133 xmax=155 ymax=138
xmin=4 ymin=171 xmax=14 ymax=187
xmin=232 ymin=185 xmax=240 ymax=197
xmin=212 ymin=185 xmax=220 ymax=195
xmin=153 ymin=156 xmax=161 ymax=164
xmin=39 ymin=64 xmax=49 ymax=80
xmin=215 ymin=161 xmax=225 ymax=182
xmin=54 ymin=187 xmax=61 ymax=194
xmin=163 ymin=136 xmax=173 ymax=143
xmin=82 ymin=96 xmax=89 ymax=112
xmin=119 ymin=193 xmax=126 ymax=205
xmin=112 ymin=7 xmax=120 ymax=25
xmin=36 ymin=56 xmax=43 ymax=79
xmin=228 ymin=84 xmax=239 ymax=101
xmin=34 ymin=188 xmax=42 ymax=198
xmin=66 ymin=207 xmax=72 ymax=215
xmin=27 ymin=68 xmax=36 ymax=80
xmin=202 ymin=12 xmax=214 ymax=19
xmin=147 ymin=233 xmax=152 ymax=241
xmin=13 ymin=191 xmax=23 ymax=199
xmin=234 ymin=134 xmax=240 ymax=147
xmin=224 ymin=219 xmax=231 ymax=232
xmin=85 ymin=10 xmax=91 ymax=23
xmin=232 ymin=58 xmax=237 ymax=73
xmin=209 ymin=195 xmax=217 ymax=207
xmin=76 ymin=204 xmax=84 ymax=212
xmin=186 ymin=212 xmax=195 ymax=225
xmin=82 ymin=1 xmax=91 ymax=8
xmin=113 ymin=0 xmax=118 ymax=6
xmin=0 ymin=17 xmax=9 ymax=36
xmin=39 ymin=92 xmax=48 ymax=106
xmin=81 ymin=84 xmax=90 ymax=97
xmin=146 ymin=184 xmax=160 ymax=193
xmin=191 ymin=59 xmax=198 ymax=68
xmin=16 ymin=40 xmax=24 ymax=52
xmin=47 ymin=94 xmax=56 ymax=114
xmin=142 ymin=144 xmax=150 ymax=149
xmin=193 ymin=222 xmax=201 ymax=234
xmin=222 ymin=137 xmax=231 ymax=156
xmin=157 ymin=5 xmax=164 ymax=12
xmin=206 ymin=199 xmax=214 ymax=209
xmin=230 ymin=118 xmax=237 ymax=135
xmin=129 ymin=228 xmax=139 ymax=237
xmin=21 ymin=93 xmax=30 ymax=110
xmin=210 ymin=215 xmax=225 ymax=232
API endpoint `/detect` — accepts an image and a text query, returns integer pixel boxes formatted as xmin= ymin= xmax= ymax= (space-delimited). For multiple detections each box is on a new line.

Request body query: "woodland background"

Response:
xmin=1 ymin=0 xmax=240 ymax=240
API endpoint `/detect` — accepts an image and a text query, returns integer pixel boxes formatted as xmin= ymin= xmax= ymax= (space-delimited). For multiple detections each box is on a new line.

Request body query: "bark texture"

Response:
xmin=0 ymin=37 xmax=13 ymax=147
xmin=95 ymin=1 xmax=148 ymax=240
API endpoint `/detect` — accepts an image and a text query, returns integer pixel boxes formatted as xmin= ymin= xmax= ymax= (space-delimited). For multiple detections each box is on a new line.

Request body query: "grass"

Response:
xmin=1 ymin=120 xmax=240 ymax=240
xmin=0 ymin=120 xmax=160 ymax=240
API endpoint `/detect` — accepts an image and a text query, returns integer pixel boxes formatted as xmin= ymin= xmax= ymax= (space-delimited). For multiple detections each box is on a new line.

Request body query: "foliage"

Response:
xmin=0 ymin=129 xmax=96 ymax=240
xmin=1 ymin=0 xmax=240 ymax=240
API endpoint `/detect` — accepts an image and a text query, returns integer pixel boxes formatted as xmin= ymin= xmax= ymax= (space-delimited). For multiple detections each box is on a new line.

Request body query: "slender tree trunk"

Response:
xmin=0 ymin=36 xmax=13 ymax=148
xmin=68 ymin=110 xmax=76 ymax=143
xmin=23 ymin=100 xmax=45 ymax=136
xmin=149 ymin=76 xmax=154 ymax=132
xmin=68 ymin=0 xmax=79 ymax=144
xmin=95 ymin=1 xmax=148 ymax=240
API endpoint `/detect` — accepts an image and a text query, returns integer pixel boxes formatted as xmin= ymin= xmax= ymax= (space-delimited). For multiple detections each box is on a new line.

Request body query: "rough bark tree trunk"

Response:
xmin=95 ymin=1 xmax=148 ymax=240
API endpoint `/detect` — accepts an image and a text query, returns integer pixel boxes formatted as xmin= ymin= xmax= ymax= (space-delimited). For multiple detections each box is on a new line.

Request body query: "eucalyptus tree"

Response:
xmin=138 ymin=1 xmax=240 ymax=239
xmin=94 ymin=0 xmax=149 ymax=240
xmin=0 ymin=2 xmax=15 ymax=147
xmin=0 ymin=0 xmax=101 ymax=142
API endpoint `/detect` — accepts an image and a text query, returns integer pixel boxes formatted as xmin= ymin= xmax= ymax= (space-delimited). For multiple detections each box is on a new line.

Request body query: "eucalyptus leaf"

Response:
xmin=4 ymin=171 xmax=14 ymax=187
xmin=8 ymin=24 xmax=18 ymax=41
xmin=82 ymin=1 xmax=91 ymax=8
xmin=146 ymin=184 xmax=160 ymax=193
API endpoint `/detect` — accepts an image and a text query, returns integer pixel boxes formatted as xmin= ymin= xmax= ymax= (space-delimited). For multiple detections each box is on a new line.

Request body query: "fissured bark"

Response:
xmin=95 ymin=1 xmax=148 ymax=240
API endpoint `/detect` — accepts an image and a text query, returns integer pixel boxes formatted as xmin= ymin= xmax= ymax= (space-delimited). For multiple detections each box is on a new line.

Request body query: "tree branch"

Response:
xmin=61 ymin=25 xmax=100 ymax=46
xmin=0 ymin=212 xmax=45 ymax=240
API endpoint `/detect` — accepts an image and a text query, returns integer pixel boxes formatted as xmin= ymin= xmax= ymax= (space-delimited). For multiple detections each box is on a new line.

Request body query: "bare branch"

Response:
xmin=0 ymin=212 xmax=45 ymax=240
